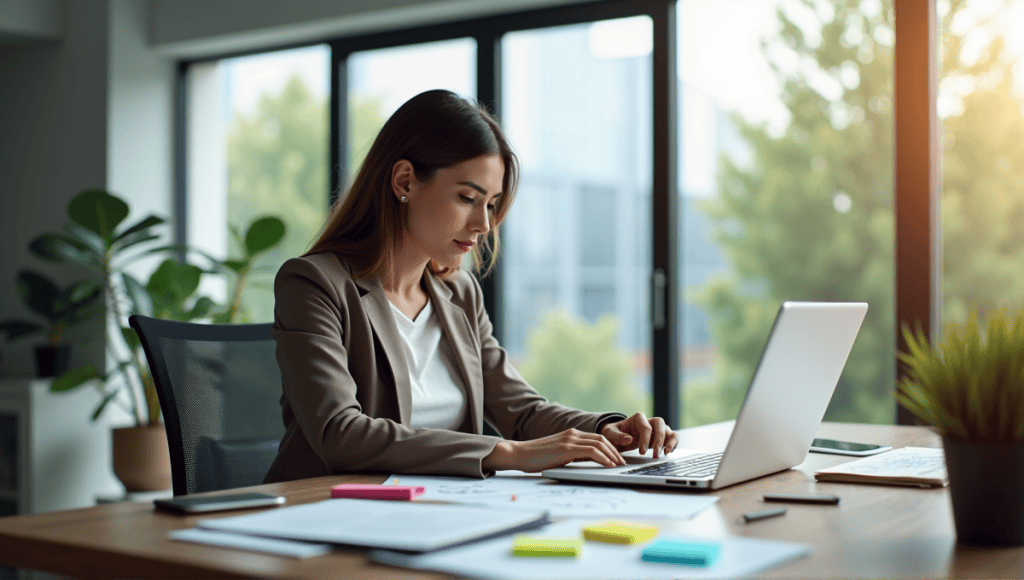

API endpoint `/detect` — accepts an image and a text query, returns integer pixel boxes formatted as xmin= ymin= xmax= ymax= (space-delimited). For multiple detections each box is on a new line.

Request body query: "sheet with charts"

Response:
xmin=382 ymin=471 xmax=719 ymax=518
xmin=369 ymin=518 xmax=811 ymax=580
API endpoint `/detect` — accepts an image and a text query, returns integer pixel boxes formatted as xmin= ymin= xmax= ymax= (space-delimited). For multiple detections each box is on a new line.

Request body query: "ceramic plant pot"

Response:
xmin=112 ymin=424 xmax=172 ymax=492
xmin=944 ymin=436 xmax=1024 ymax=546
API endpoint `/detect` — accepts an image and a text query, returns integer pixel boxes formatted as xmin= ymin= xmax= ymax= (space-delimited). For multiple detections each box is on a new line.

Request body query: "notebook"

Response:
xmin=813 ymin=447 xmax=947 ymax=487
xmin=543 ymin=301 xmax=868 ymax=491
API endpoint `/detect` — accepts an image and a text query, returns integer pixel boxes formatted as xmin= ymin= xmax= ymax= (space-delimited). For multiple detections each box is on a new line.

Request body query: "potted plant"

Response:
xmin=205 ymin=216 xmax=286 ymax=324
xmin=0 ymin=271 xmax=101 ymax=377
xmin=897 ymin=309 xmax=1024 ymax=545
xmin=31 ymin=189 xmax=213 ymax=492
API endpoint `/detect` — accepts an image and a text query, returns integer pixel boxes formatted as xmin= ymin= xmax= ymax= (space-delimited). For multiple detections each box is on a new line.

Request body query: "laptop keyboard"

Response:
xmin=623 ymin=452 xmax=723 ymax=478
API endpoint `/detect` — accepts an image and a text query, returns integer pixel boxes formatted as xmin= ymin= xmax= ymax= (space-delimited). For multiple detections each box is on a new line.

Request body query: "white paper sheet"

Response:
xmin=168 ymin=528 xmax=333 ymax=558
xmin=369 ymin=519 xmax=811 ymax=579
xmin=382 ymin=473 xmax=718 ymax=518
xmin=197 ymin=498 xmax=549 ymax=552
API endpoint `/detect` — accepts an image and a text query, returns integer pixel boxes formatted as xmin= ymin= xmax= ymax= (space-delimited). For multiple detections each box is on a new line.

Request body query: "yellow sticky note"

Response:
xmin=583 ymin=521 xmax=659 ymax=544
xmin=512 ymin=536 xmax=583 ymax=557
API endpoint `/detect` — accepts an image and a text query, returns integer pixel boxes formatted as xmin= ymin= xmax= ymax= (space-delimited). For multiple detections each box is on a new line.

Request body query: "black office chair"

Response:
xmin=129 ymin=315 xmax=285 ymax=496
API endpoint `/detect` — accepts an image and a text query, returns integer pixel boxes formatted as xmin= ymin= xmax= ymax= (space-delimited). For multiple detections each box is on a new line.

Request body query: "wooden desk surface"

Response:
xmin=0 ymin=422 xmax=1018 ymax=579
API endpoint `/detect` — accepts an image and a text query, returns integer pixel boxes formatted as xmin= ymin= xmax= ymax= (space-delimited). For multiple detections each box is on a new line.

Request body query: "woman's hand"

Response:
xmin=600 ymin=412 xmax=678 ymax=459
xmin=482 ymin=428 xmax=626 ymax=472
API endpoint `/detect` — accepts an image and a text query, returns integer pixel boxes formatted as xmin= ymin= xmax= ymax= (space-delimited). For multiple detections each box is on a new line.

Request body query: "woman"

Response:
xmin=264 ymin=89 xmax=678 ymax=482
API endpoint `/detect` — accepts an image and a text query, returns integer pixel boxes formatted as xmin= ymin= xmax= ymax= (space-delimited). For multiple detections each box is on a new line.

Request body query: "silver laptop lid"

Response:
xmin=709 ymin=301 xmax=868 ymax=489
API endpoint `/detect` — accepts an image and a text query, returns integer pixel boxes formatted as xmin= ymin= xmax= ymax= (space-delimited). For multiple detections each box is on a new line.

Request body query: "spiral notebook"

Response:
xmin=813 ymin=447 xmax=947 ymax=487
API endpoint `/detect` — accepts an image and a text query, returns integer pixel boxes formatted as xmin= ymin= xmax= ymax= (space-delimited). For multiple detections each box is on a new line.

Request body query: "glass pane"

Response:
xmin=501 ymin=16 xmax=654 ymax=415
xmin=186 ymin=45 xmax=330 ymax=323
xmin=347 ymin=39 xmax=476 ymax=175
xmin=939 ymin=0 xmax=1024 ymax=328
xmin=677 ymin=0 xmax=896 ymax=426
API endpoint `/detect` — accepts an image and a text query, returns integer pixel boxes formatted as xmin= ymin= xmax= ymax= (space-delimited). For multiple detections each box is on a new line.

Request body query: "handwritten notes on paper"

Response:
xmin=382 ymin=472 xmax=718 ymax=518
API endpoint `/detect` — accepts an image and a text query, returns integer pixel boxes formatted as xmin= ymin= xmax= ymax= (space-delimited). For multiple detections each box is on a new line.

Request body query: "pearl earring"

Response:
xmin=400 ymin=195 xmax=407 ymax=202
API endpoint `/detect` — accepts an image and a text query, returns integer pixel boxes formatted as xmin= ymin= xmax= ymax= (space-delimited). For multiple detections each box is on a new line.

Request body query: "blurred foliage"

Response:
xmin=349 ymin=95 xmax=388 ymax=174
xmin=691 ymin=0 xmax=897 ymax=427
xmin=520 ymin=310 xmax=648 ymax=415
xmin=226 ymin=75 xmax=328 ymax=323
xmin=689 ymin=0 xmax=1024 ymax=428
xmin=938 ymin=0 xmax=1024 ymax=324
xmin=225 ymin=75 xmax=386 ymax=323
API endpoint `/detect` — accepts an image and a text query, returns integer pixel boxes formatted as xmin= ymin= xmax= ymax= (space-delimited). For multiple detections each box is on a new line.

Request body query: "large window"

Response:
xmin=346 ymin=40 xmax=476 ymax=175
xmin=501 ymin=17 xmax=653 ymax=414
xmin=185 ymin=45 xmax=330 ymax=323
xmin=677 ymin=0 xmax=896 ymax=426
xmin=179 ymin=0 xmax=952 ymax=427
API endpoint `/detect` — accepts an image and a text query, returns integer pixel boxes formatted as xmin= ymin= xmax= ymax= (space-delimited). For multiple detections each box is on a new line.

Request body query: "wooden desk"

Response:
xmin=0 ymin=422 xmax=1019 ymax=579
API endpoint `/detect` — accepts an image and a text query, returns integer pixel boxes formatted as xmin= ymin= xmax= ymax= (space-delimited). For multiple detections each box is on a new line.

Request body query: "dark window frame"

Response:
xmin=175 ymin=0 xmax=935 ymax=426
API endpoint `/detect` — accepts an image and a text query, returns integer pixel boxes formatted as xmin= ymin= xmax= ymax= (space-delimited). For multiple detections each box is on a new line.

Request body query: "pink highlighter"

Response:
xmin=330 ymin=484 xmax=426 ymax=500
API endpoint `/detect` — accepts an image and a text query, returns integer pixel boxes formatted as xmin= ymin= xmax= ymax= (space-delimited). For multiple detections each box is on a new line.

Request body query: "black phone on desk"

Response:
xmin=154 ymin=492 xmax=285 ymax=514
xmin=809 ymin=437 xmax=891 ymax=456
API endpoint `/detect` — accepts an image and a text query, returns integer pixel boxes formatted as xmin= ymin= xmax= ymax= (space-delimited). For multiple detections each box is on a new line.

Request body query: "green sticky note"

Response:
xmin=512 ymin=536 xmax=583 ymax=557
xmin=583 ymin=520 xmax=659 ymax=544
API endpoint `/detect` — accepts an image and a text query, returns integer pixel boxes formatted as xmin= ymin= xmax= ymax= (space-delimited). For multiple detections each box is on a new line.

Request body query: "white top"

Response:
xmin=389 ymin=298 xmax=468 ymax=430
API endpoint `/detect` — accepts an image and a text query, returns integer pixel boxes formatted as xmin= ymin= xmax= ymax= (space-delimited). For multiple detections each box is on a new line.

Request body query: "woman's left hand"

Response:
xmin=600 ymin=412 xmax=678 ymax=459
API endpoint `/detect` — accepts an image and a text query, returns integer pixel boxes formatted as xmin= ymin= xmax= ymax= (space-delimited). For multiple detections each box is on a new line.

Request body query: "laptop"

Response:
xmin=542 ymin=301 xmax=868 ymax=491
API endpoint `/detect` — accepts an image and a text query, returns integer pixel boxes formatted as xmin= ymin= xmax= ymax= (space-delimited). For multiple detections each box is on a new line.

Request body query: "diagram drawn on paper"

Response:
xmin=380 ymin=474 xmax=717 ymax=518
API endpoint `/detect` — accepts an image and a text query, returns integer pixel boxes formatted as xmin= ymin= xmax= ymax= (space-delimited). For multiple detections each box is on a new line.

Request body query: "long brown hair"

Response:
xmin=306 ymin=89 xmax=519 ymax=281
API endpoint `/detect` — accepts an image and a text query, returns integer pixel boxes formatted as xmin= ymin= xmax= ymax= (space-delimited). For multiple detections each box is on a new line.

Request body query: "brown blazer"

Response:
xmin=263 ymin=252 xmax=625 ymax=482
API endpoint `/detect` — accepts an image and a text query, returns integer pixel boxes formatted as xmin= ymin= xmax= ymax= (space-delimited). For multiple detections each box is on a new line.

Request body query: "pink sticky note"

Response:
xmin=330 ymin=484 xmax=425 ymax=500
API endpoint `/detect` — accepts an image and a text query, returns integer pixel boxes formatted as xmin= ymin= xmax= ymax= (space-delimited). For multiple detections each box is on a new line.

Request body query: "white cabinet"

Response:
xmin=0 ymin=378 xmax=124 ymax=514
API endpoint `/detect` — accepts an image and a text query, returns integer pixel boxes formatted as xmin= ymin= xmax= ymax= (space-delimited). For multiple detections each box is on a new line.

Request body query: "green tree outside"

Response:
xmin=938 ymin=0 xmax=1024 ymax=325
xmin=687 ymin=0 xmax=1024 ymax=427
xmin=520 ymin=310 xmax=648 ymax=415
xmin=226 ymin=79 xmax=387 ymax=323
xmin=227 ymin=74 xmax=328 ymax=322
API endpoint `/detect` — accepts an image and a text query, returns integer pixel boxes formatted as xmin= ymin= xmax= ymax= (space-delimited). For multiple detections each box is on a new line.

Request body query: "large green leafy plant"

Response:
xmin=0 ymin=270 xmax=101 ymax=348
xmin=30 ymin=190 xmax=212 ymax=425
xmin=897 ymin=309 xmax=1024 ymax=443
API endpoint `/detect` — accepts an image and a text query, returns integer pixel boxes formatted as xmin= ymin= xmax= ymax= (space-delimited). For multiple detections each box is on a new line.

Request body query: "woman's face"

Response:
xmin=396 ymin=153 xmax=505 ymax=270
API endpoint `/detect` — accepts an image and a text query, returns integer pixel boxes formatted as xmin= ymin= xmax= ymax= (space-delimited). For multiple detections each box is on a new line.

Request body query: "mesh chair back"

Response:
xmin=129 ymin=315 xmax=284 ymax=496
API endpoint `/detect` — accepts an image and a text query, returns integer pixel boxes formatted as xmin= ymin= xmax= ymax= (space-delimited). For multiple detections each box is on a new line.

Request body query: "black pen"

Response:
xmin=741 ymin=506 xmax=787 ymax=523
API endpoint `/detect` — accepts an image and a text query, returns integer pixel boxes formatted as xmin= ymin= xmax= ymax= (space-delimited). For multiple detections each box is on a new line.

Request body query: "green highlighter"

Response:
xmin=641 ymin=538 xmax=721 ymax=567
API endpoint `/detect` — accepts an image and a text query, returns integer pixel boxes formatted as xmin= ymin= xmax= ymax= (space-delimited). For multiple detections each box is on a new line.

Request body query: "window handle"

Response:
xmin=651 ymin=268 xmax=666 ymax=330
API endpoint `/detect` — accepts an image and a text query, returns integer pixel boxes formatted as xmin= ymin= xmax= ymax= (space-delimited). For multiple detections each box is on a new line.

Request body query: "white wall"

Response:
xmin=108 ymin=0 xmax=174 ymax=236
xmin=0 ymin=0 xmax=110 ymax=379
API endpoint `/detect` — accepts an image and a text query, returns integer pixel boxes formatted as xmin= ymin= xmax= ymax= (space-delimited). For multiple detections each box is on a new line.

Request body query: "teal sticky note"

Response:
xmin=641 ymin=538 xmax=721 ymax=567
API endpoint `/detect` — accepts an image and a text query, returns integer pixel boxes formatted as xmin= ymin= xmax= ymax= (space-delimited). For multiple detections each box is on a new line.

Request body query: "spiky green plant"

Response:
xmin=897 ymin=310 xmax=1024 ymax=443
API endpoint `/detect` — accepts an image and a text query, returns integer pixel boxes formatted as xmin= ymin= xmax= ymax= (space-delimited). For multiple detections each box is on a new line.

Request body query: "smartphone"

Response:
xmin=809 ymin=437 xmax=892 ymax=456
xmin=154 ymin=492 xmax=286 ymax=514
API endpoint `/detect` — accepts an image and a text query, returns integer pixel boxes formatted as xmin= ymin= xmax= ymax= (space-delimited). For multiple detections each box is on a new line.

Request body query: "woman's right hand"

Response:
xmin=482 ymin=428 xmax=626 ymax=472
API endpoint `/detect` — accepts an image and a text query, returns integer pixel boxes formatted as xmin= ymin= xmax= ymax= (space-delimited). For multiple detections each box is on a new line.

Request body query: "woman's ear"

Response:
xmin=391 ymin=159 xmax=415 ymax=202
